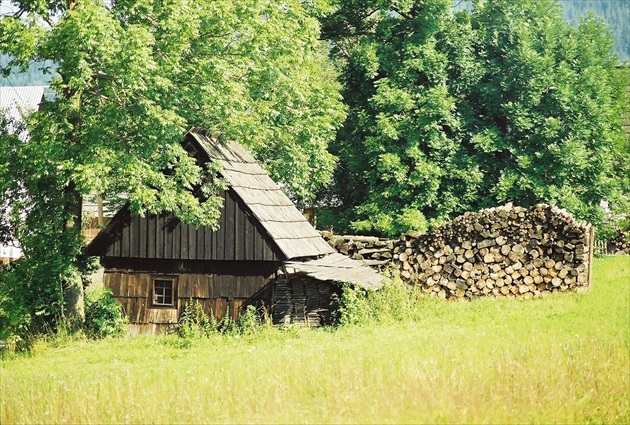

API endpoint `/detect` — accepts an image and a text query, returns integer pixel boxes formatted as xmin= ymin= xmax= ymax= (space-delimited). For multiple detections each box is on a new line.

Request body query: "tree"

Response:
xmin=320 ymin=0 xmax=628 ymax=237
xmin=462 ymin=0 xmax=628 ymax=226
xmin=560 ymin=0 xmax=630 ymax=63
xmin=320 ymin=0 xmax=483 ymax=236
xmin=0 ymin=0 xmax=344 ymax=328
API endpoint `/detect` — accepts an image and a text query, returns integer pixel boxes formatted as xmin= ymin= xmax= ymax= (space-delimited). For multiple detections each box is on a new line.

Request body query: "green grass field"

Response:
xmin=1 ymin=256 xmax=628 ymax=424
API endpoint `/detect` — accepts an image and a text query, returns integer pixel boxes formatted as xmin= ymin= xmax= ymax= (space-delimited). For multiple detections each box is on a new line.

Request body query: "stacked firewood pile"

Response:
xmin=607 ymin=230 xmax=630 ymax=255
xmin=273 ymin=276 xmax=340 ymax=326
xmin=321 ymin=232 xmax=395 ymax=269
xmin=393 ymin=204 xmax=593 ymax=300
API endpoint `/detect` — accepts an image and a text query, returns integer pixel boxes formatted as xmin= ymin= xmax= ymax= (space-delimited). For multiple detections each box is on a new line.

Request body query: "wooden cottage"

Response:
xmin=86 ymin=128 xmax=381 ymax=333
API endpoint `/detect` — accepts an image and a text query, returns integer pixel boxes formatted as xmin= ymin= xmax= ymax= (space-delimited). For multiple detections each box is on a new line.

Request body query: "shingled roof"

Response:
xmin=187 ymin=128 xmax=335 ymax=260
xmin=285 ymin=253 xmax=384 ymax=290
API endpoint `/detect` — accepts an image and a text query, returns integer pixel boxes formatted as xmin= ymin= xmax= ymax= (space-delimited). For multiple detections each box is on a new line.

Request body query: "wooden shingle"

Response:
xmin=189 ymin=129 xmax=335 ymax=260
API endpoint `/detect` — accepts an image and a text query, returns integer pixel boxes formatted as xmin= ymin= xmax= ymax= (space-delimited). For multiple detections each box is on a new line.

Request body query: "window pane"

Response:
xmin=154 ymin=279 xmax=175 ymax=306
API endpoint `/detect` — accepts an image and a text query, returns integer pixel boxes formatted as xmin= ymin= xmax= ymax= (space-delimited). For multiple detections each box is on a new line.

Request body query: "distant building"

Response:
xmin=0 ymin=86 xmax=46 ymax=263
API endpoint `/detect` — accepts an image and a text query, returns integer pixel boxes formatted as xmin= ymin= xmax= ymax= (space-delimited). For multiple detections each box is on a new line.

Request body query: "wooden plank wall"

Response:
xmin=104 ymin=267 xmax=275 ymax=325
xmin=96 ymin=189 xmax=281 ymax=261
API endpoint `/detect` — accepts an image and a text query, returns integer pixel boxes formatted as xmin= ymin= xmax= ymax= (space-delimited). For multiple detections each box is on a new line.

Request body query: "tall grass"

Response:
xmin=1 ymin=256 xmax=628 ymax=424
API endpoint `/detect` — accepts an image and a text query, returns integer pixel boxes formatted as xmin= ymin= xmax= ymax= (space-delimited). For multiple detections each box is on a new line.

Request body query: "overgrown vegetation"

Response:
xmin=175 ymin=301 xmax=265 ymax=342
xmin=0 ymin=254 xmax=101 ymax=350
xmin=0 ymin=261 xmax=31 ymax=350
xmin=83 ymin=286 xmax=127 ymax=339
xmin=334 ymin=269 xmax=425 ymax=326
xmin=1 ymin=257 xmax=627 ymax=424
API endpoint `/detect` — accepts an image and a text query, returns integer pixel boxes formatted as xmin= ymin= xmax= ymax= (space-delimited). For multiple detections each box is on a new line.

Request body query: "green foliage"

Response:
xmin=334 ymin=284 xmax=372 ymax=326
xmin=0 ymin=0 xmax=345 ymax=327
xmin=176 ymin=299 xmax=218 ymax=340
xmin=0 ymin=261 xmax=32 ymax=350
xmin=0 ymin=255 xmax=71 ymax=350
xmin=0 ymin=255 xmax=94 ymax=349
xmin=176 ymin=300 xmax=262 ymax=340
xmin=463 ymin=0 xmax=628 ymax=225
xmin=84 ymin=286 xmax=127 ymax=339
xmin=321 ymin=0 xmax=629 ymax=237
xmin=234 ymin=305 xmax=262 ymax=336
xmin=335 ymin=271 xmax=425 ymax=326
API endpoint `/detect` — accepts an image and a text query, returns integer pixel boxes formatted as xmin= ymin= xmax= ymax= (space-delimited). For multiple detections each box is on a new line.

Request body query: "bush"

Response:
xmin=0 ymin=261 xmax=32 ymax=351
xmin=366 ymin=275 xmax=424 ymax=323
xmin=234 ymin=305 xmax=262 ymax=335
xmin=84 ymin=286 xmax=128 ymax=339
xmin=176 ymin=301 xmax=263 ymax=339
xmin=334 ymin=273 xmax=424 ymax=326
xmin=334 ymin=284 xmax=373 ymax=326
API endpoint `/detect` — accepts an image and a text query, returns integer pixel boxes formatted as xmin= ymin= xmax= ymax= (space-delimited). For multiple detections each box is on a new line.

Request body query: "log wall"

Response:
xmin=321 ymin=232 xmax=395 ymax=269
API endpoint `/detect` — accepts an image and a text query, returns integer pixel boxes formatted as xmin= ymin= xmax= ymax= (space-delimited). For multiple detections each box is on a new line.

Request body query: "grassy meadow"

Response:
xmin=1 ymin=256 xmax=628 ymax=424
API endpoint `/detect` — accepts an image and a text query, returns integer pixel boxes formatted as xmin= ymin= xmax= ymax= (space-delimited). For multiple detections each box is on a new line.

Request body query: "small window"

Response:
xmin=152 ymin=278 xmax=176 ymax=308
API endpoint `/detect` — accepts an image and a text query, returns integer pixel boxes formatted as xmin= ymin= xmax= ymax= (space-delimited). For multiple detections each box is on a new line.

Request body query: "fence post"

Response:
xmin=587 ymin=225 xmax=595 ymax=289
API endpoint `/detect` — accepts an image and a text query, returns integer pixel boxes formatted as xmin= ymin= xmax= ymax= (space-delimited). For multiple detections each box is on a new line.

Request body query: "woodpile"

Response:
xmin=607 ymin=230 xmax=630 ymax=255
xmin=321 ymin=232 xmax=395 ymax=269
xmin=392 ymin=204 xmax=594 ymax=300
xmin=272 ymin=276 xmax=341 ymax=326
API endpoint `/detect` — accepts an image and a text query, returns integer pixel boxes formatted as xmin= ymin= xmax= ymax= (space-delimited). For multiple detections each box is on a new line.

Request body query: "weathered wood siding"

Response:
xmin=90 ymin=189 xmax=282 ymax=261
xmin=104 ymin=261 xmax=277 ymax=327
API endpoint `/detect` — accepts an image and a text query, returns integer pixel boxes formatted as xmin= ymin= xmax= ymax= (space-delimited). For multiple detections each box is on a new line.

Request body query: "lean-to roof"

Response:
xmin=285 ymin=253 xmax=384 ymax=290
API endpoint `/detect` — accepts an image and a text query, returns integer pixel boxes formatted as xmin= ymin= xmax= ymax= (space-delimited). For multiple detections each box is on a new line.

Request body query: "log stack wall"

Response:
xmin=606 ymin=231 xmax=630 ymax=255
xmin=394 ymin=204 xmax=593 ymax=299
xmin=272 ymin=276 xmax=341 ymax=326
xmin=321 ymin=232 xmax=395 ymax=269
xmin=325 ymin=204 xmax=594 ymax=300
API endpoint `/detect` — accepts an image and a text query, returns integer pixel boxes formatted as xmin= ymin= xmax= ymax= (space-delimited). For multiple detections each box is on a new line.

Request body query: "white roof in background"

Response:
xmin=0 ymin=243 xmax=22 ymax=260
xmin=0 ymin=86 xmax=45 ymax=258
xmin=0 ymin=85 xmax=46 ymax=122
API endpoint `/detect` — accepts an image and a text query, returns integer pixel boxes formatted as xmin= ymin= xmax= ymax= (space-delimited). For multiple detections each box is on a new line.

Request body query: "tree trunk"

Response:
xmin=62 ymin=178 xmax=85 ymax=322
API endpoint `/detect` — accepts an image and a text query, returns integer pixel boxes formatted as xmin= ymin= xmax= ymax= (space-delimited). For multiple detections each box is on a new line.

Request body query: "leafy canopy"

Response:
xmin=0 ymin=0 xmax=344 ymax=328
xmin=320 ymin=0 xmax=628 ymax=237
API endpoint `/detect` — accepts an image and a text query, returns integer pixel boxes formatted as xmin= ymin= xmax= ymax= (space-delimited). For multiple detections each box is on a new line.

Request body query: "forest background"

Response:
xmin=2 ymin=0 xmax=629 ymax=87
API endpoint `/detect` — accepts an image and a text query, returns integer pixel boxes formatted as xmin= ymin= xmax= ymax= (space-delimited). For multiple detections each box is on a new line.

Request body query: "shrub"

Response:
xmin=0 ymin=261 xmax=32 ymax=351
xmin=366 ymin=275 xmax=424 ymax=323
xmin=334 ymin=283 xmax=374 ymax=326
xmin=177 ymin=299 xmax=217 ymax=339
xmin=234 ymin=305 xmax=261 ymax=335
xmin=335 ymin=272 xmax=424 ymax=326
xmin=84 ymin=287 xmax=128 ymax=339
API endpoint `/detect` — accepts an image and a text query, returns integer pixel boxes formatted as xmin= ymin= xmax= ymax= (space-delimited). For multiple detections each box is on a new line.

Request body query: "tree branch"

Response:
xmin=390 ymin=7 xmax=413 ymax=21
